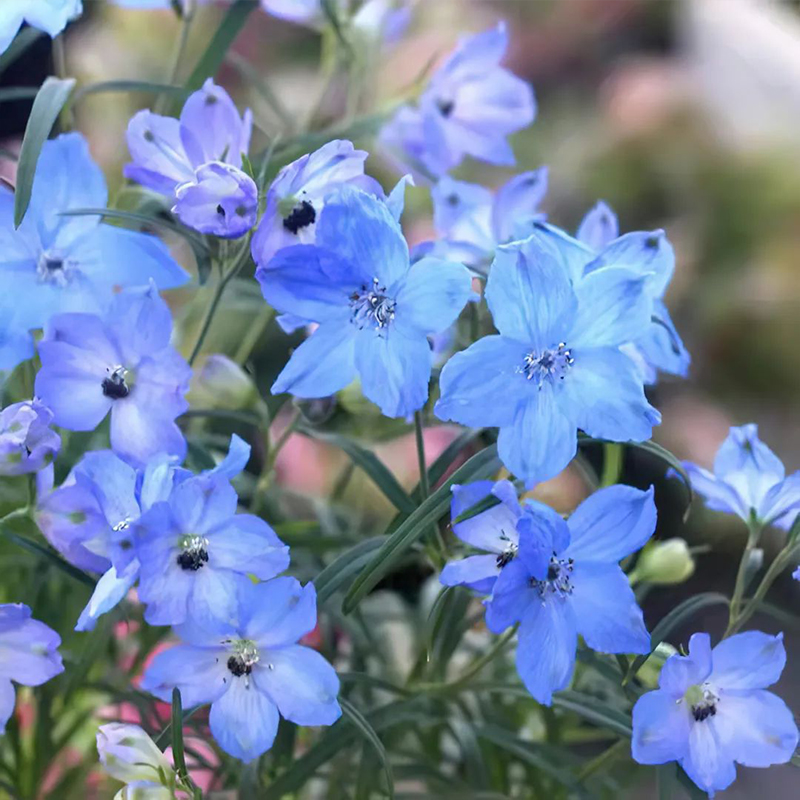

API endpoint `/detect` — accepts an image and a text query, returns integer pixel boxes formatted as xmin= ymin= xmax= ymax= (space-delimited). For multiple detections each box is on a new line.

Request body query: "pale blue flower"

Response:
xmin=0 ymin=0 xmax=82 ymax=54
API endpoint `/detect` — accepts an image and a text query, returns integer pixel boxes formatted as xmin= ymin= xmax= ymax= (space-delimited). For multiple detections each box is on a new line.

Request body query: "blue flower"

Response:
xmin=141 ymin=577 xmax=341 ymax=762
xmin=416 ymin=169 xmax=548 ymax=272
xmin=173 ymin=162 xmax=258 ymax=239
xmin=435 ymin=235 xmax=660 ymax=485
xmin=35 ymin=284 xmax=191 ymax=466
xmin=0 ymin=1 xmax=82 ymax=54
xmin=0 ymin=400 xmax=60 ymax=476
xmin=379 ymin=23 xmax=535 ymax=178
xmin=125 ymin=79 xmax=252 ymax=198
xmin=261 ymin=0 xmax=326 ymax=23
xmin=251 ymin=140 xmax=379 ymax=267
xmin=0 ymin=133 xmax=188 ymax=372
xmin=256 ymin=185 xmax=472 ymax=418
xmin=440 ymin=480 xmax=523 ymax=594
xmin=632 ymin=631 xmax=799 ymax=796
xmin=0 ymin=603 xmax=64 ymax=732
xmin=135 ymin=473 xmax=289 ymax=626
xmin=484 ymin=485 xmax=655 ymax=704
xmin=680 ymin=424 xmax=800 ymax=530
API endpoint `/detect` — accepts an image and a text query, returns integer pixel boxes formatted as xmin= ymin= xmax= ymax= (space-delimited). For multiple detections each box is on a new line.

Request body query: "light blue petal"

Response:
xmin=515 ymin=598 xmax=577 ymax=706
xmin=354 ymin=329 xmax=431 ymax=418
xmin=385 ymin=174 xmax=415 ymax=221
xmin=681 ymin=462 xmax=747 ymax=519
xmin=0 ymin=615 xmax=63 ymax=686
xmin=486 ymin=237 xmax=577 ymax=348
xmin=209 ymin=682 xmax=279 ymax=762
xmin=75 ymin=561 xmax=138 ymax=632
xmin=659 ymin=633 xmax=712 ymax=696
xmin=72 ymin=450 xmax=139 ymax=529
xmin=709 ymin=631 xmax=786 ymax=690
xmin=185 ymin=569 xmax=245 ymax=629
xmin=576 ymin=201 xmax=618 ymax=251
xmin=561 ymin=346 xmax=660 ymax=442
xmin=440 ymin=555 xmax=501 ymax=591
xmin=522 ymin=222 xmax=595 ymax=284
xmin=241 ymin=578 xmax=317 ymax=648
xmin=516 ymin=500 xmax=571 ymax=578
xmin=758 ymin=472 xmax=800 ymax=526
xmin=569 ymin=562 xmax=650 ymax=653
xmin=681 ymin=719 xmax=737 ymax=796
xmin=570 ymin=267 xmax=652 ymax=348
xmin=435 ymin=335 xmax=528 ymax=428
xmin=271 ymin=322 xmax=357 ymax=398
xmin=209 ymin=515 xmax=290 ymax=581
xmin=0 ymin=679 xmax=14 ymax=733
xmin=631 ymin=689 xmax=691 ymax=765
xmin=450 ymin=479 xmax=521 ymax=551
xmin=255 ymin=645 xmax=341 ymax=726
xmin=497 ymin=386 xmax=577 ymax=486
xmin=432 ymin=177 xmax=493 ymax=238
xmin=564 ymin=485 xmax=657 ymax=563
xmin=208 ymin=434 xmax=251 ymax=480
xmin=492 ymin=167 xmax=549 ymax=244
xmin=484 ymin=559 xmax=538 ymax=634
xmin=394 ymin=257 xmax=472 ymax=338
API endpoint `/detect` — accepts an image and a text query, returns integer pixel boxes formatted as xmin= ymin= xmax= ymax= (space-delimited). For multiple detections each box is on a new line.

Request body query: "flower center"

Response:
xmin=518 ymin=343 xmax=574 ymax=389
xmin=37 ymin=252 xmax=70 ymax=286
xmin=102 ymin=366 xmax=133 ymax=400
xmin=495 ymin=536 xmax=518 ymax=568
xmin=684 ymin=684 xmax=719 ymax=722
xmin=282 ymin=199 xmax=316 ymax=234
xmin=530 ymin=554 xmax=575 ymax=598
xmin=350 ymin=278 xmax=396 ymax=332
xmin=437 ymin=98 xmax=455 ymax=117
xmin=226 ymin=639 xmax=260 ymax=677
xmin=176 ymin=534 xmax=209 ymax=571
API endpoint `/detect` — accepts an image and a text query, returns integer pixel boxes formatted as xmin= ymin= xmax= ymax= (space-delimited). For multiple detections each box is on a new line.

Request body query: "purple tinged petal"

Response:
xmin=709 ymin=631 xmax=786 ymax=690
xmin=658 ymin=633 xmax=712 ymax=696
xmin=450 ymin=479 xmax=521 ymax=552
xmin=682 ymin=719 xmax=737 ymax=796
xmin=207 ymin=434 xmax=251 ymax=481
xmin=141 ymin=644 xmax=229 ymax=706
xmin=209 ymin=681 xmax=280 ymax=763
xmin=0 ymin=400 xmax=60 ymax=476
xmin=75 ymin=561 xmax=138 ymax=632
xmin=0 ymin=605 xmax=63 ymax=686
xmin=631 ymin=689 xmax=691 ymax=765
xmin=576 ymin=201 xmax=619 ymax=251
xmin=124 ymin=110 xmax=193 ymax=194
xmin=439 ymin=555 xmax=501 ymax=591
xmin=681 ymin=462 xmax=747 ymax=519
xmin=492 ymin=167 xmax=549 ymax=244
xmin=241 ymin=579 xmax=317 ymax=648
xmin=209 ymin=515 xmax=289 ymax=581
xmin=0 ymin=679 xmax=14 ymax=734
xmin=432 ymin=177 xmax=493 ymax=240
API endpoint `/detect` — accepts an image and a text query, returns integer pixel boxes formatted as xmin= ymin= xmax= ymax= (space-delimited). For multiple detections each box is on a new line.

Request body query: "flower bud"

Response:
xmin=114 ymin=782 xmax=173 ymax=800
xmin=0 ymin=400 xmax=60 ymax=476
xmin=190 ymin=354 xmax=259 ymax=411
xmin=636 ymin=641 xmax=678 ymax=689
xmin=631 ymin=539 xmax=695 ymax=585
xmin=97 ymin=723 xmax=172 ymax=785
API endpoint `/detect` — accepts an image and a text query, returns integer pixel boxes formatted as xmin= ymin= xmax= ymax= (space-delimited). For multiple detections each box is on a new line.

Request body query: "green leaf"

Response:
xmin=0 ymin=87 xmax=40 ymax=103
xmin=14 ymin=77 xmax=76 ymax=228
xmin=182 ymin=0 xmax=256 ymax=97
xmin=0 ymin=28 xmax=44 ymax=76
xmin=315 ymin=537 xmax=386 ymax=605
xmin=171 ymin=688 xmax=189 ymax=782
xmin=624 ymin=593 xmax=729 ymax=684
xmin=551 ymin=690 xmax=633 ymax=738
xmin=73 ymin=80 xmax=189 ymax=103
xmin=340 ymin=698 xmax=394 ymax=799
xmin=0 ymin=525 xmax=95 ymax=587
xmin=412 ymin=427 xmax=484 ymax=503
xmin=299 ymin=428 xmax=415 ymax=513
xmin=657 ymin=763 xmax=677 ymax=800
xmin=342 ymin=444 xmax=502 ymax=614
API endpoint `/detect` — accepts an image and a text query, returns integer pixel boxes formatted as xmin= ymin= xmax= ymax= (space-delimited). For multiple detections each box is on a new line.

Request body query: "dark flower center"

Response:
xmin=692 ymin=704 xmax=717 ymax=722
xmin=530 ymin=553 xmax=575 ymax=598
xmin=176 ymin=534 xmax=209 ymax=571
xmin=518 ymin=343 xmax=574 ymax=389
xmin=37 ymin=252 xmax=70 ymax=286
xmin=283 ymin=200 xmax=316 ymax=234
xmin=102 ymin=366 xmax=130 ymax=400
xmin=226 ymin=640 xmax=260 ymax=678
xmin=349 ymin=278 xmax=396 ymax=332
xmin=437 ymin=98 xmax=455 ymax=117
xmin=495 ymin=540 xmax=518 ymax=568
xmin=685 ymin=684 xmax=719 ymax=723
xmin=216 ymin=204 xmax=225 ymax=216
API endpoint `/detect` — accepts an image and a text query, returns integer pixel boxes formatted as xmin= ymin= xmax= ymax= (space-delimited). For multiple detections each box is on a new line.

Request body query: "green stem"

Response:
xmin=599 ymin=442 xmax=623 ymax=487
xmin=575 ymin=739 xmax=627 ymax=782
xmin=725 ymin=517 xmax=763 ymax=634
xmin=414 ymin=411 xmax=446 ymax=564
xmin=52 ymin=35 xmax=73 ymax=129
xmin=158 ymin=0 xmax=196 ymax=112
xmin=233 ymin=304 xmax=275 ymax=365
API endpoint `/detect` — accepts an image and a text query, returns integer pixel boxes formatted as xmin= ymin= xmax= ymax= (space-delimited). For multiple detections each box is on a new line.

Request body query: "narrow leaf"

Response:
xmin=171 ymin=688 xmax=189 ymax=781
xmin=412 ymin=427 xmax=483 ymax=502
xmin=14 ymin=77 xmax=76 ymax=227
xmin=0 ymin=28 xmax=44 ymax=75
xmin=73 ymin=80 xmax=189 ymax=102
xmin=0 ymin=526 xmax=95 ymax=587
xmin=551 ymin=690 xmax=633 ymax=738
xmin=0 ymin=87 xmax=40 ymax=103
xmin=340 ymin=698 xmax=394 ymax=799
xmin=315 ymin=537 xmax=386 ymax=605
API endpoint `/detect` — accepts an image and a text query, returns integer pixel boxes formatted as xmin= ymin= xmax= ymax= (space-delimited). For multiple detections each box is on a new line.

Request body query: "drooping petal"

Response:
xmin=658 ymin=633 xmax=712 ymax=696
xmin=564 ymin=485 xmax=657 ymax=563
xmin=208 ymin=434 xmax=251 ymax=480
xmin=681 ymin=463 xmax=747 ymax=519
xmin=209 ymin=681 xmax=280 ymax=763
xmin=569 ymin=562 xmax=650 ymax=654
xmin=255 ymin=645 xmax=341 ymax=726
xmin=631 ymin=299 xmax=691 ymax=382
xmin=631 ymin=689 xmax=691 ymax=765
xmin=435 ymin=335 xmax=529 ymax=428
xmin=209 ymin=515 xmax=290 ymax=581
xmin=439 ymin=555 xmax=501 ymax=592
xmin=576 ymin=201 xmax=618 ymax=251
xmin=0 ymin=617 xmax=63 ymax=686
xmin=681 ymin=719 xmax=737 ymax=797
xmin=758 ymin=472 xmax=800 ymax=526
xmin=492 ymin=167 xmax=549 ymax=244
xmin=354 ymin=329 xmax=432 ymax=418
xmin=709 ymin=631 xmax=786 ymax=690
xmin=241 ymin=578 xmax=318 ymax=649
xmin=515 ymin=598 xmax=578 ymax=706
xmin=140 ymin=644 xmax=229 ymax=706
xmin=75 ymin=561 xmax=139 ymax=632
xmin=450 ymin=479 xmax=521 ymax=552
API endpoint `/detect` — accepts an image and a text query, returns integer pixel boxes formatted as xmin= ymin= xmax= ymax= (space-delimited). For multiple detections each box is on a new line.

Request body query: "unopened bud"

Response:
xmin=97 ymin=723 xmax=172 ymax=785
xmin=631 ymin=539 xmax=695 ymax=585
xmin=190 ymin=354 xmax=258 ymax=410
xmin=636 ymin=642 xmax=678 ymax=689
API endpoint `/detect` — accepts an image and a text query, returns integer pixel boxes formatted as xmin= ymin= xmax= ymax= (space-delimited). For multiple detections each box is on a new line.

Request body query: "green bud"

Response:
xmin=189 ymin=353 xmax=259 ymax=411
xmin=636 ymin=641 xmax=678 ymax=689
xmin=631 ymin=538 xmax=695 ymax=585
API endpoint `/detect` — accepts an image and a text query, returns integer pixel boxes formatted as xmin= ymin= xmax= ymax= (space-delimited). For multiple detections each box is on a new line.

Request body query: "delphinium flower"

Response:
xmin=256 ymin=185 xmax=472 ymax=418
xmin=632 ymin=631 xmax=799 ymax=796
xmin=0 ymin=0 xmax=82 ymax=54
xmin=141 ymin=577 xmax=341 ymax=762
xmin=125 ymin=79 xmax=254 ymax=236
xmin=0 ymin=603 xmax=63 ymax=731
xmin=439 ymin=480 xmax=524 ymax=594
xmin=379 ymin=23 xmax=535 ymax=178
xmin=0 ymin=400 xmax=60 ymax=476
xmin=680 ymin=424 xmax=800 ymax=531
xmin=135 ymin=471 xmax=289 ymax=626
xmin=35 ymin=283 xmax=191 ymax=465
xmin=96 ymin=723 xmax=175 ymax=792
xmin=435 ymin=235 xmax=660 ymax=485
xmin=250 ymin=139 xmax=380 ymax=266
xmin=414 ymin=169 xmax=548 ymax=272
xmin=483 ymin=484 xmax=656 ymax=704
xmin=0 ymin=133 xmax=188 ymax=371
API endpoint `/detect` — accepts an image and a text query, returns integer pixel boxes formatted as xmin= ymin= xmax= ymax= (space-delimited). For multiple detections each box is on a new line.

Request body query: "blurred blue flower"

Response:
xmin=435 ymin=235 xmax=660 ymax=485
xmin=135 ymin=473 xmax=289 ymax=626
xmin=125 ymin=78 xmax=252 ymax=198
xmin=632 ymin=631 xmax=798 ymax=796
xmin=0 ymin=603 xmax=63 ymax=732
xmin=173 ymin=162 xmax=258 ymax=239
xmin=251 ymin=140 xmax=379 ymax=267
xmin=141 ymin=577 xmax=340 ymax=762
xmin=485 ymin=485 xmax=655 ymax=704
xmin=0 ymin=400 xmax=60 ymax=476
xmin=0 ymin=0 xmax=82 ymax=54
xmin=0 ymin=133 xmax=188 ymax=372
xmin=440 ymin=480 xmax=523 ymax=594
xmin=35 ymin=283 xmax=191 ymax=466
xmin=379 ymin=23 xmax=535 ymax=178
xmin=261 ymin=0 xmax=326 ymax=22
xmin=257 ymin=185 xmax=472 ymax=418
xmin=414 ymin=169 xmax=548 ymax=272
xmin=680 ymin=424 xmax=800 ymax=530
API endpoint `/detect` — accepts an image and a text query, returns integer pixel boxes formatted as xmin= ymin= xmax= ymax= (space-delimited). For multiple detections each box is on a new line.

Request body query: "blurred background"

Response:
xmin=4 ymin=0 xmax=800 ymax=796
